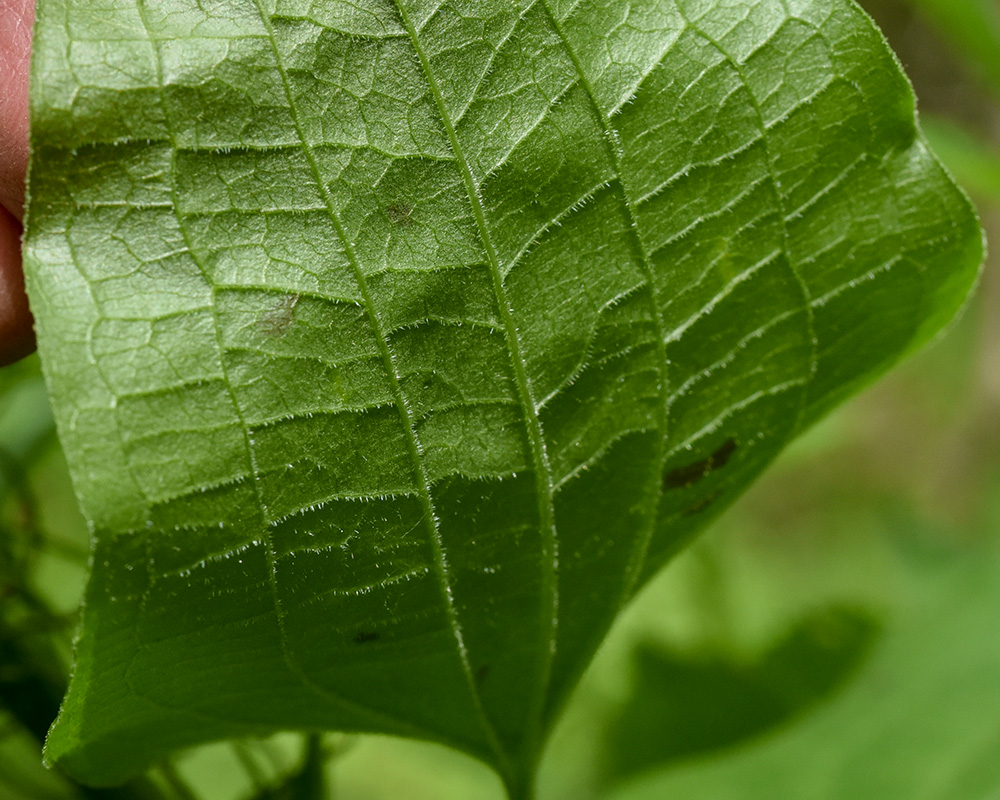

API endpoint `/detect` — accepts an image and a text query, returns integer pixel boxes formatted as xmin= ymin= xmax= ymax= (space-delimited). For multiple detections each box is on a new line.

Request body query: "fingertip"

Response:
xmin=0 ymin=203 xmax=35 ymax=366
xmin=0 ymin=0 xmax=33 ymax=222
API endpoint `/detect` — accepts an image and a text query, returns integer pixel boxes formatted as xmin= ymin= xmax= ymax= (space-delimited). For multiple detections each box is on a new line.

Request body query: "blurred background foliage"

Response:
xmin=2 ymin=0 xmax=1000 ymax=797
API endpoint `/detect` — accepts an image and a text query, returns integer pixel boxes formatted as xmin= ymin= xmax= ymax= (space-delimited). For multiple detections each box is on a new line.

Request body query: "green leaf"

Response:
xmin=921 ymin=116 xmax=1000 ymax=203
xmin=905 ymin=0 xmax=1000 ymax=97
xmin=608 ymin=546 xmax=1000 ymax=800
xmin=0 ymin=356 xmax=55 ymax=476
xmin=23 ymin=0 xmax=982 ymax=793
xmin=600 ymin=607 xmax=880 ymax=785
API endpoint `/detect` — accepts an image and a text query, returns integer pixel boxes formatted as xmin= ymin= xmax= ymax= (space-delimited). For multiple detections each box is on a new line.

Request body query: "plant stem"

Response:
xmin=155 ymin=762 xmax=200 ymax=800
xmin=288 ymin=734 xmax=326 ymax=800
xmin=503 ymin=773 xmax=536 ymax=800
xmin=231 ymin=741 xmax=271 ymax=794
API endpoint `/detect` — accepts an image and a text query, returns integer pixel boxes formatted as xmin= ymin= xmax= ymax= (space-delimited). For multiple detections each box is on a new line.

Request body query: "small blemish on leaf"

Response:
xmin=385 ymin=202 xmax=413 ymax=227
xmin=682 ymin=491 xmax=722 ymax=517
xmin=353 ymin=631 xmax=380 ymax=645
xmin=663 ymin=438 xmax=737 ymax=490
xmin=256 ymin=293 xmax=300 ymax=337
xmin=475 ymin=665 xmax=490 ymax=685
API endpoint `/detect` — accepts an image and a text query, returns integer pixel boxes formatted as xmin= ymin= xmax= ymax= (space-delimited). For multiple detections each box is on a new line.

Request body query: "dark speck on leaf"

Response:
xmin=353 ymin=631 xmax=380 ymax=645
xmin=385 ymin=202 xmax=413 ymax=227
xmin=663 ymin=438 xmax=737 ymax=490
xmin=682 ymin=491 xmax=722 ymax=517
xmin=475 ymin=665 xmax=490 ymax=685
xmin=256 ymin=293 xmax=300 ymax=337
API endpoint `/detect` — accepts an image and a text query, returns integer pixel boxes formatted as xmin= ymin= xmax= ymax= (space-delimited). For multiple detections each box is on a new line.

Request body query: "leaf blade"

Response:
xmin=24 ymin=0 xmax=982 ymax=788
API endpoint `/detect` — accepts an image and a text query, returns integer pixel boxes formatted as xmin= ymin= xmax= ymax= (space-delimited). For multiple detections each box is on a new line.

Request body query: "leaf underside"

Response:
xmin=25 ymin=0 xmax=981 ymax=790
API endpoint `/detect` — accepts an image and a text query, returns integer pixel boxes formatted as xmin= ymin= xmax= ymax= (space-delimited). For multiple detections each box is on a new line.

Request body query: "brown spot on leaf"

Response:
xmin=385 ymin=202 xmax=413 ymax=227
xmin=663 ymin=438 xmax=737 ymax=491
xmin=255 ymin=293 xmax=300 ymax=337
xmin=682 ymin=491 xmax=722 ymax=517
xmin=475 ymin=664 xmax=491 ymax=685
xmin=353 ymin=631 xmax=380 ymax=645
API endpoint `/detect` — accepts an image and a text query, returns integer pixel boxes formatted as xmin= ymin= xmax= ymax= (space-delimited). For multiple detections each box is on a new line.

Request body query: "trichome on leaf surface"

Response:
xmin=21 ymin=0 xmax=982 ymax=797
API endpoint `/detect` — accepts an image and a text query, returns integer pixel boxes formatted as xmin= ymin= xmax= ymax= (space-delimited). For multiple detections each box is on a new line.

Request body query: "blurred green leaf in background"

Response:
xmin=908 ymin=0 xmax=1000 ymax=97
xmin=608 ymin=531 xmax=1000 ymax=800
xmin=599 ymin=606 xmax=881 ymax=786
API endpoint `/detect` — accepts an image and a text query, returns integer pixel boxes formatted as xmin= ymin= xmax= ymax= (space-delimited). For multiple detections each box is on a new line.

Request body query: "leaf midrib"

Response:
xmin=124 ymin=0 xmax=505 ymax=762
xmin=245 ymin=0 xmax=513 ymax=769
xmin=388 ymin=0 xmax=561 ymax=776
